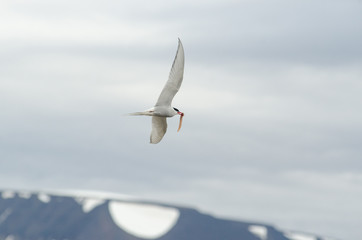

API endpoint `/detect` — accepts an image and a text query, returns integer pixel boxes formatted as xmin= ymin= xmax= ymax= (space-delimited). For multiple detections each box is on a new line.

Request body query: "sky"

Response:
xmin=1 ymin=0 xmax=362 ymax=239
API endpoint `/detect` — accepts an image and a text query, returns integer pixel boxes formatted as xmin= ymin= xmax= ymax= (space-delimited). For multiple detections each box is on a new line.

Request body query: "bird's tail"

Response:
xmin=127 ymin=111 xmax=153 ymax=116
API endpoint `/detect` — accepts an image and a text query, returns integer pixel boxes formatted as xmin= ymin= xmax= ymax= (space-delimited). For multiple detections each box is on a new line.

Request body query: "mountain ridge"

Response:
xmin=0 ymin=189 xmax=339 ymax=240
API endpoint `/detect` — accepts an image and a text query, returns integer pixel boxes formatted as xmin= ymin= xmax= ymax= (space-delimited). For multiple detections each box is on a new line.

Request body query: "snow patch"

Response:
xmin=0 ymin=208 xmax=12 ymax=224
xmin=51 ymin=189 xmax=134 ymax=201
xmin=18 ymin=191 xmax=32 ymax=199
xmin=1 ymin=191 xmax=15 ymax=199
xmin=249 ymin=225 xmax=268 ymax=240
xmin=5 ymin=235 xmax=15 ymax=240
xmin=38 ymin=193 xmax=51 ymax=203
xmin=109 ymin=201 xmax=180 ymax=239
xmin=75 ymin=197 xmax=105 ymax=213
xmin=285 ymin=232 xmax=317 ymax=240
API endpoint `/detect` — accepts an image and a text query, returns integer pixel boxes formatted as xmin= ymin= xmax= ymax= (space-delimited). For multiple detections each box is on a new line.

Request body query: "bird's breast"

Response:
xmin=153 ymin=107 xmax=176 ymax=117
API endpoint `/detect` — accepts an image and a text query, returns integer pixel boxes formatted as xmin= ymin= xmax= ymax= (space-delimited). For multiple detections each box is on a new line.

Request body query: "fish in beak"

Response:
xmin=177 ymin=112 xmax=184 ymax=132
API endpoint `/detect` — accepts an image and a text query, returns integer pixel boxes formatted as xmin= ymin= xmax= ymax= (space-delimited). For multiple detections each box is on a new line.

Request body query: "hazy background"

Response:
xmin=1 ymin=0 xmax=362 ymax=239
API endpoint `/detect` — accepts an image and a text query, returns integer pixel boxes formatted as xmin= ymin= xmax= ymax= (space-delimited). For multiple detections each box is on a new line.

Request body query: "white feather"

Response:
xmin=150 ymin=116 xmax=167 ymax=144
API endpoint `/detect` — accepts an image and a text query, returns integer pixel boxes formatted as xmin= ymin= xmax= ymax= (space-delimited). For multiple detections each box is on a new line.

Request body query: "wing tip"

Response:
xmin=177 ymin=38 xmax=183 ymax=48
xmin=150 ymin=137 xmax=161 ymax=144
xmin=174 ymin=38 xmax=184 ymax=64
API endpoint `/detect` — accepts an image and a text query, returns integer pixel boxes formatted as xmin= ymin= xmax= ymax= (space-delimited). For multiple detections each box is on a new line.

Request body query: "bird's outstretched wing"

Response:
xmin=155 ymin=39 xmax=185 ymax=107
xmin=150 ymin=116 xmax=167 ymax=144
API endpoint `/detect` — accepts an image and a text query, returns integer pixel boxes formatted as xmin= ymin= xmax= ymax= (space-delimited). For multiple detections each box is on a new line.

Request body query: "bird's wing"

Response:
xmin=150 ymin=116 xmax=168 ymax=144
xmin=155 ymin=39 xmax=185 ymax=107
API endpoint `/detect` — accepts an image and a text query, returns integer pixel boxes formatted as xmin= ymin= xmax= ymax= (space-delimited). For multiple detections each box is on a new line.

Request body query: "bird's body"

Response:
xmin=130 ymin=106 xmax=178 ymax=118
xmin=129 ymin=39 xmax=185 ymax=144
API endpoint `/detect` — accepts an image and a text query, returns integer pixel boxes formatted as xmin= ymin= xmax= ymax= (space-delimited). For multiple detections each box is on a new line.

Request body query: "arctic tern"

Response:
xmin=130 ymin=39 xmax=185 ymax=144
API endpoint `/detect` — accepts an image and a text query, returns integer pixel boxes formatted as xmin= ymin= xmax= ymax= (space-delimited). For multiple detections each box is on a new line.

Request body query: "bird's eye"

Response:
xmin=173 ymin=107 xmax=179 ymax=112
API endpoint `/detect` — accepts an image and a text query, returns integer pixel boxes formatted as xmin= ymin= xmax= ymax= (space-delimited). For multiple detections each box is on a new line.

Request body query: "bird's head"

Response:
xmin=173 ymin=107 xmax=184 ymax=116
xmin=173 ymin=107 xmax=184 ymax=132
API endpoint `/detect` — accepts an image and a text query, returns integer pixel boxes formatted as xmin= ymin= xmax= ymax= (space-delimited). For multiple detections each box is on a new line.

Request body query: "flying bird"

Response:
xmin=130 ymin=39 xmax=185 ymax=144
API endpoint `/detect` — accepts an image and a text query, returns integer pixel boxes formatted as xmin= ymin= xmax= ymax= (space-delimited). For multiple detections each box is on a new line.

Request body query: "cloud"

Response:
xmin=1 ymin=0 xmax=362 ymax=239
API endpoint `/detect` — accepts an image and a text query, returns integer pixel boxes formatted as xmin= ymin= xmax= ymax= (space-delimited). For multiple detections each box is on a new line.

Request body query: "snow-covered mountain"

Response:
xmin=0 ymin=190 xmax=338 ymax=240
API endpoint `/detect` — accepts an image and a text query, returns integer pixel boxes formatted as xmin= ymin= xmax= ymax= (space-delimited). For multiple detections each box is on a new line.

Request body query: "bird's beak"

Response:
xmin=177 ymin=112 xmax=184 ymax=132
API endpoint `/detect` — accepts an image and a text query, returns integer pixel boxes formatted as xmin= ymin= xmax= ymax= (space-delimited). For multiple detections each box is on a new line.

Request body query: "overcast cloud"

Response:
xmin=1 ymin=0 xmax=362 ymax=239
